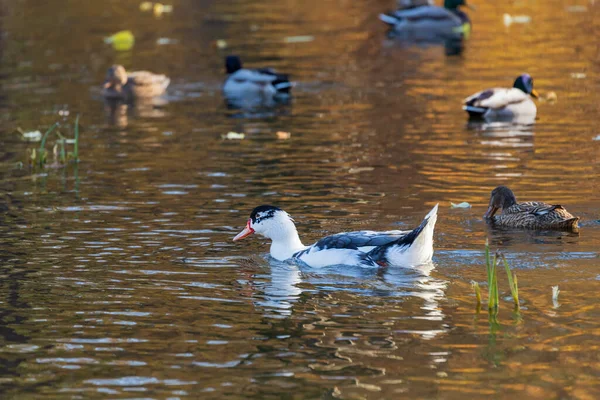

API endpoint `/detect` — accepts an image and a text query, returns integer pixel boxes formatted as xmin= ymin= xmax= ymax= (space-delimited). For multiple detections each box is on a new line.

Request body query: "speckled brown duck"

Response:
xmin=102 ymin=64 xmax=170 ymax=102
xmin=484 ymin=186 xmax=580 ymax=231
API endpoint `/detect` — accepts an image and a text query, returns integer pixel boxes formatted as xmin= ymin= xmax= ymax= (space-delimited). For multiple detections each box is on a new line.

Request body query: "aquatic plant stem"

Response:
xmin=38 ymin=122 xmax=60 ymax=167
xmin=73 ymin=114 xmax=80 ymax=162
xmin=502 ymin=254 xmax=519 ymax=309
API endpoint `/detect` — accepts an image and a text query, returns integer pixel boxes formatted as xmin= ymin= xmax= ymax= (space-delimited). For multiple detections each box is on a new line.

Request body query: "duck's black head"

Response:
xmin=225 ymin=56 xmax=243 ymax=74
xmin=513 ymin=74 xmax=538 ymax=98
xmin=250 ymin=205 xmax=281 ymax=224
xmin=484 ymin=186 xmax=518 ymax=219
xmin=444 ymin=0 xmax=468 ymax=9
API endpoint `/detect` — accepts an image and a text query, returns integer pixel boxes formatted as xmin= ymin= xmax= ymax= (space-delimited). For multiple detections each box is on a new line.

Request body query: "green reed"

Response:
xmin=475 ymin=240 xmax=520 ymax=316
xmin=29 ymin=115 xmax=81 ymax=169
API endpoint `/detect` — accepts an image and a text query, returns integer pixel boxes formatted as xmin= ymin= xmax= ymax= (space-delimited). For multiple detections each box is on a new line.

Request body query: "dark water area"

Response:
xmin=0 ymin=0 xmax=599 ymax=398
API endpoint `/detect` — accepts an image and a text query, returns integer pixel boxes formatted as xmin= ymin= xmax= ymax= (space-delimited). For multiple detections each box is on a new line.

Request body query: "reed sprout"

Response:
xmin=27 ymin=115 xmax=81 ymax=169
xmin=477 ymin=240 xmax=520 ymax=317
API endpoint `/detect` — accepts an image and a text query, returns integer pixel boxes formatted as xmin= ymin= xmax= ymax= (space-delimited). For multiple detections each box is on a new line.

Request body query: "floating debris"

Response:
xmin=284 ymin=35 xmax=315 ymax=44
xmin=153 ymin=3 xmax=173 ymax=17
xmin=593 ymin=135 xmax=600 ymax=141
xmin=21 ymin=130 xmax=42 ymax=142
xmin=104 ymin=30 xmax=135 ymax=51
xmin=139 ymin=1 xmax=153 ymax=11
xmin=566 ymin=5 xmax=587 ymax=12
xmin=214 ymin=39 xmax=228 ymax=50
xmin=450 ymin=202 xmax=471 ymax=209
xmin=552 ymin=286 xmax=560 ymax=308
xmin=503 ymin=14 xmax=532 ymax=26
xmin=570 ymin=72 xmax=587 ymax=79
xmin=348 ymin=167 xmax=374 ymax=174
xmin=541 ymin=91 xmax=558 ymax=103
xmin=276 ymin=131 xmax=291 ymax=140
xmin=156 ymin=37 xmax=178 ymax=45
xmin=221 ymin=131 xmax=245 ymax=140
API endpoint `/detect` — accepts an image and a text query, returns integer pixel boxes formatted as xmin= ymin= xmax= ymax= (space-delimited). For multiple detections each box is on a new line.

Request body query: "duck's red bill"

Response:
xmin=233 ymin=219 xmax=254 ymax=241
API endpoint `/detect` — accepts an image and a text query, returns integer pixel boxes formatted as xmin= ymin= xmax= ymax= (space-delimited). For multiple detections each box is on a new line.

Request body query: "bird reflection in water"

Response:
xmin=248 ymin=259 xmax=448 ymax=341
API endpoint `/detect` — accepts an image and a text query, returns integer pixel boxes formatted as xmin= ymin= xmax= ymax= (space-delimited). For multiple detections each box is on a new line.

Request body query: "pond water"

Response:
xmin=1 ymin=0 xmax=599 ymax=398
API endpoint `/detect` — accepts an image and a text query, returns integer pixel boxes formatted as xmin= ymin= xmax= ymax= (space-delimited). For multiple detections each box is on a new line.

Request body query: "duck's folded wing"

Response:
xmin=308 ymin=230 xmax=411 ymax=252
xmin=230 ymin=69 xmax=278 ymax=84
xmin=465 ymin=88 xmax=528 ymax=109
xmin=391 ymin=6 xmax=459 ymax=22
xmin=129 ymin=71 xmax=170 ymax=87
xmin=505 ymin=202 xmax=556 ymax=215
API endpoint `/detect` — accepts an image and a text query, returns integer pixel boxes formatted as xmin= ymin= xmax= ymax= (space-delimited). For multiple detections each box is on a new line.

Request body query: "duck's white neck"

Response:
xmin=258 ymin=213 xmax=305 ymax=261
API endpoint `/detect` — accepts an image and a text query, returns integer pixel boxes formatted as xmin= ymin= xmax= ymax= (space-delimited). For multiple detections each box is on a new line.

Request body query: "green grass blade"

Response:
xmin=73 ymin=114 xmax=80 ymax=161
xmin=39 ymin=122 xmax=60 ymax=153
xmin=501 ymin=254 xmax=519 ymax=309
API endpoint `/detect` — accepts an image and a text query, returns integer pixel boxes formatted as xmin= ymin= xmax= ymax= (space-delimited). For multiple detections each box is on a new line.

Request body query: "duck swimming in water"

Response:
xmin=223 ymin=55 xmax=292 ymax=110
xmin=379 ymin=0 xmax=473 ymax=39
xmin=102 ymin=64 xmax=170 ymax=102
xmin=484 ymin=186 xmax=580 ymax=231
xmin=463 ymin=74 xmax=538 ymax=121
xmin=233 ymin=204 xmax=438 ymax=268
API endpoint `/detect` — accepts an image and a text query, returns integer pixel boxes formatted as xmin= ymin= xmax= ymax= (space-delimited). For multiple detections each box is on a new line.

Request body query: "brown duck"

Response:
xmin=102 ymin=65 xmax=170 ymax=102
xmin=484 ymin=186 xmax=580 ymax=231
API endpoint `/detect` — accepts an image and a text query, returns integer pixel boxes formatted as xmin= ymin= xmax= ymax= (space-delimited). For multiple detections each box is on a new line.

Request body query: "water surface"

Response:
xmin=0 ymin=0 xmax=599 ymax=398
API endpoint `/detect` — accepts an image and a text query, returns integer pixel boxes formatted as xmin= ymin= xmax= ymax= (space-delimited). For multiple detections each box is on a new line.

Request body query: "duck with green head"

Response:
xmin=380 ymin=0 xmax=474 ymax=39
xmin=463 ymin=74 xmax=539 ymax=121
xmin=484 ymin=186 xmax=580 ymax=231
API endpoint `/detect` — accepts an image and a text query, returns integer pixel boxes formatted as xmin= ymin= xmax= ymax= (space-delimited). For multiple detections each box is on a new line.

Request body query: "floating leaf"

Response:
xmin=214 ymin=39 xmax=228 ymax=49
xmin=276 ymin=131 xmax=291 ymax=140
xmin=221 ymin=131 xmax=245 ymax=140
xmin=284 ymin=35 xmax=315 ymax=44
xmin=139 ymin=1 xmax=153 ymax=11
xmin=348 ymin=167 xmax=374 ymax=174
xmin=156 ymin=37 xmax=178 ymax=45
xmin=503 ymin=14 xmax=531 ymax=26
xmin=566 ymin=5 xmax=587 ymax=13
xmin=552 ymin=286 xmax=560 ymax=308
xmin=21 ymin=130 xmax=42 ymax=142
xmin=450 ymin=202 xmax=471 ymax=209
xmin=104 ymin=30 xmax=135 ymax=51
xmin=153 ymin=3 xmax=173 ymax=17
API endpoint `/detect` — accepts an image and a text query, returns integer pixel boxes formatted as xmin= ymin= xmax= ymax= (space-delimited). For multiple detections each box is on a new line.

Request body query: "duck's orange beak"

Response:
xmin=530 ymin=89 xmax=539 ymax=99
xmin=233 ymin=219 xmax=254 ymax=241
xmin=484 ymin=206 xmax=499 ymax=219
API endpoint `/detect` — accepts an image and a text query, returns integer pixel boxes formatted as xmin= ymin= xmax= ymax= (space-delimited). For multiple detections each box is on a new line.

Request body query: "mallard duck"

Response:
xmin=397 ymin=0 xmax=434 ymax=9
xmin=223 ymin=55 xmax=292 ymax=109
xmin=102 ymin=65 xmax=170 ymax=102
xmin=484 ymin=186 xmax=580 ymax=231
xmin=463 ymin=74 xmax=539 ymax=121
xmin=380 ymin=0 xmax=472 ymax=38
xmin=232 ymin=204 xmax=438 ymax=268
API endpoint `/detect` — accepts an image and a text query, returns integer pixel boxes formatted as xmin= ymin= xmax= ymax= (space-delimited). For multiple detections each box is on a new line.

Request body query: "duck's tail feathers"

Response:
xmin=557 ymin=217 xmax=580 ymax=232
xmin=273 ymin=77 xmax=293 ymax=93
xmin=368 ymin=204 xmax=438 ymax=267
xmin=463 ymin=105 xmax=488 ymax=118
xmin=379 ymin=13 xmax=399 ymax=26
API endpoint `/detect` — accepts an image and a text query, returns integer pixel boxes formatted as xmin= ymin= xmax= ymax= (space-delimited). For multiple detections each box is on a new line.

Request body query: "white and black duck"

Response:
xmin=233 ymin=204 xmax=438 ymax=268
xmin=380 ymin=0 xmax=473 ymax=39
xmin=223 ymin=55 xmax=292 ymax=109
xmin=463 ymin=74 xmax=539 ymax=121
xmin=102 ymin=64 xmax=170 ymax=102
